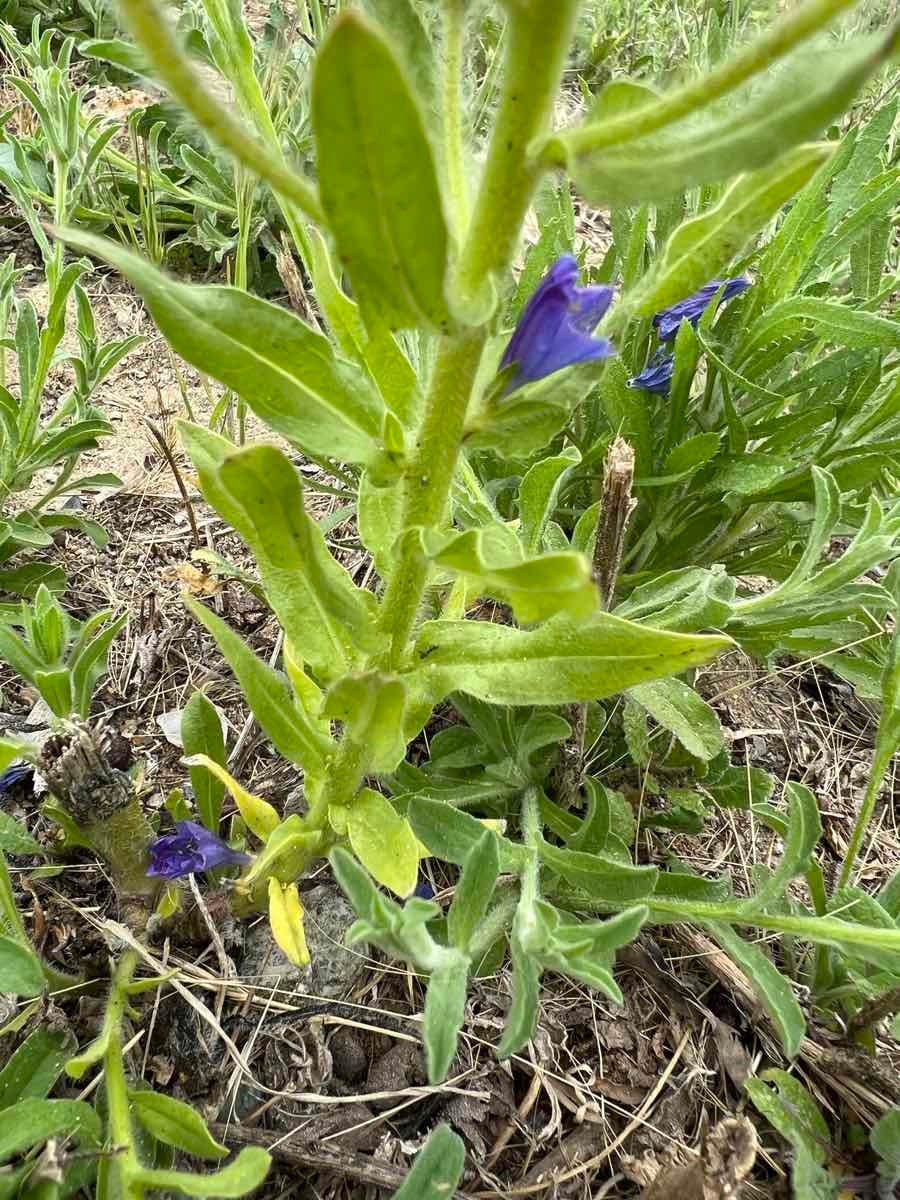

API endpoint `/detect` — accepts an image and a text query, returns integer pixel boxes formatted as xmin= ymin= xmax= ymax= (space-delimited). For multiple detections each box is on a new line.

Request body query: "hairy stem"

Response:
xmin=442 ymin=0 xmax=469 ymax=235
xmin=103 ymin=949 xmax=143 ymax=1200
xmin=837 ymin=741 xmax=893 ymax=891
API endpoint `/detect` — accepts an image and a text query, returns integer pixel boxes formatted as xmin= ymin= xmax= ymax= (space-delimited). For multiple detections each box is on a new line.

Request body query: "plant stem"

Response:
xmin=547 ymin=0 xmax=861 ymax=159
xmin=442 ymin=0 xmax=469 ymax=235
xmin=379 ymin=0 xmax=583 ymax=668
xmin=104 ymin=949 xmax=143 ymax=1200
xmin=378 ymin=329 xmax=486 ymax=665
xmin=455 ymin=0 xmax=582 ymax=301
xmin=837 ymin=741 xmax=893 ymax=891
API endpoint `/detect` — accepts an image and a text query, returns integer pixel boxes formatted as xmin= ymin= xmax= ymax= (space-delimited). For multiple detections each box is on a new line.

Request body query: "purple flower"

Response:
xmin=0 ymin=763 xmax=34 ymax=795
xmin=501 ymin=255 xmax=615 ymax=394
xmin=630 ymin=350 xmax=675 ymax=395
xmin=414 ymin=879 xmax=435 ymax=901
xmin=147 ymin=820 xmax=250 ymax=879
xmin=653 ymin=277 xmax=750 ymax=342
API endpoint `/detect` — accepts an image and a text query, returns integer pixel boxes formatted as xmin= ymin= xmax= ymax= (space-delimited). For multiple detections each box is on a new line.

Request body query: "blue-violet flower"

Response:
xmin=147 ymin=819 xmax=250 ymax=879
xmin=653 ymin=277 xmax=750 ymax=343
xmin=501 ymin=255 xmax=615 ymax=394
xmin=0 ymin=763 xmax=35 ymax=795
xmin=630 ymin=350 xmax=675 ymax=395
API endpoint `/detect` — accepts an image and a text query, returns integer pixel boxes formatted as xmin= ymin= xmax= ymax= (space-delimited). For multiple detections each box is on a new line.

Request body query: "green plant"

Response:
xmin=1 ymin=0 xmax=899 ymax=1193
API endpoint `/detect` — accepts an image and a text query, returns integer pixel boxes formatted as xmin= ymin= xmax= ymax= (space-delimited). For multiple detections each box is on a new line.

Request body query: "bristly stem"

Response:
xmin=379 ymin=0 xmax=583 ymax=669
xmin=103 ymin=949 xmax=143 ymax=1200
xmin=442 ymin=0 xmax=469 ymax=235
xmin=455 ymin=0 xmax=582 ymax=302
xmin=837 ymin=741 xmax=893 ymax=892
xmin=545 ymin=0 xmax=862 ymax=159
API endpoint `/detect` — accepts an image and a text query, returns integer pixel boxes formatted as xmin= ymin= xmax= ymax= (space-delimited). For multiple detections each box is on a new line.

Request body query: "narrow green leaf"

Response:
xmin=0 ymin=1028 xmax=73 ymax=1111
xmin=518 ymin=448 xmax=580 ymax=555
xmin=447 ymin=832 xmax=500 ymax=953
xmin=746 ymin=781 xmax=821 ymax=910
xmin=412 ymin=614 xmax=730 ymax=707
xmin=390 ymin=1125 xmax=465 ymax=1200
xmin=130 ymin=1147 xmax=271 ymax=1197
xmin=705 ymin=921 xmax=805 ymax=1058
xmin=130 ymin=1089 xmax=228 ymax=1160
xmin=423 ymin=953 xmax=469 ymax=1083
xmin=181 ymin=691 xmax=227 ymax=831
xmin=312 ymin=12 xmax=451 ymax=331
xmin=871 ymin=1106 xmax=900 ymax=1197
xmin=0 ymin=813 xmax=41 ymax=856
xmin=628 ymin=144 xmax=829 ymax=317
xmin=0 ymin=936 xmax=45 ymax=998
xmin=0 ymin=1099 xmax=100 ymax=1163
xmin=407 ymin=797 xmax=529 ymax=873
xmin=551 ymin=34 xmax=892 ymax=205
xmin=184 ymin=596 xmax=331 ymax=771
xmin=629 ymin=677 xmax=724 ymax=761
xmin=54 ymin=230 xmax=383 ymax=466
xmin=497 ymin=910 xmax=542 ymax=1059
xmin=423 ymin=526 xmax=597 ymax=624
xmin=536 ymin=833 xmax=658 ymax=902
xmin=325 ymin=674 xmax=407 ymax=774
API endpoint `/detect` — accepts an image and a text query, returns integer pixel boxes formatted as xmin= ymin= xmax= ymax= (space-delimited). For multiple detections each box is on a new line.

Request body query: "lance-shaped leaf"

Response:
xmin=547 ymin=33 xmax=893 ymax=205
xmin=183 ymin=434 xmax=382 ymax=683
xmin=312 ymin=11 xmax=451 ymax=331
xmin=627 ymin=144 xmax=829 ymax=318
xmin=130 ymin=1090 xmax=228 ymax=1160
xmin=184 ymin=596 xmax=331 ymax=771
xmin=536 ymin=834 xmax=659 ymax=902
xmin=518 ymin=447 xmax=581 ymax=555
xmin=421 ymin=525 xmax=597 ymax=624
xmin=743 ymin=781 xmax=822 ymax=911
xmin=391 ymin=1125 xmax=465 ymax=1200
xmin=705 ymin=921 xmax=805 ymax=1058
xmin=737 ymin=295 xmax=900 ymax=360
xmin=628 ymin=677 xmax=724 ymax=761
xmin=181 ymin=691 xmax=226 ymax=832
xmin=267 ymin=878 xmax=311 ymax=967
xmin=410 ymin=613 xmax=730 ymax=707
xmin=53 ymin=230 xmax=384 ymax=466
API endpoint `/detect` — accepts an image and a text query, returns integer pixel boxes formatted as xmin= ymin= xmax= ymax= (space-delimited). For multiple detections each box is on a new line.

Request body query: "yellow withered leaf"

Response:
xmin=182 ymin=754 xmax=280 ymax=840
xmin=268 ymin=878 xmax=310 ymax=967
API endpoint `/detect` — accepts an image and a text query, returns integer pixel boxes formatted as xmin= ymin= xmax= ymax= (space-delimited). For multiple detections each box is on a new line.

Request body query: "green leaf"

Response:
xmin=628 ymin=144 xmax=829 ymax=317
xmin=423 ymin=526 xmax=597 ymax=624
xmin=536 ymin=833 xmax=658 ymax=902
xmin=181 ymin=691 xmax=227 ymax=831
xmin=0 ymin=936 xmax=45 ymax=998
xmin=518 ymin=448 xmax=581 ymax=555
xmin=389 ymin=1125 xmax=465 ymax=1200
xmin=423 ymin=952 xmax=469 ymax=1083
xmin=0 ymin=812 xmax=41 ymax=856
xmin=184 ymin=596 xmax=330 ymax=771
xmin=705 ymin=922 xmax=805 ymax=1058
xmin=0 ymin=1027 xmax=73 ymax=1111
xmin=746 ymin=781 xmax=821 ymax=910
xmin=497 ymin=903 xmax=543 ymax=1058
xmin=871 ymin=1106 xmax=900 ymax=1197
xmin=347 ymin=789 xmax=421 ymax=898
xmin=745 ymin=1069 xmax=830 ymax=1164
xmin=628 ymin=677 xmax=724 ymax=761
xmin=0 ymin=1099 xmax=100 ymax=1163
xmin=412 ymin=613 xmax=730 ymax=706
xmin=407 ymin=797 xmax=529 ymax=872
xmin=447 ymin=832 xmax=500 ymax=953
xmin=129 ymin=1148 xmax=271 ymax=1197
xmin=550 ymin=34 xmax=892 ymax=205
xmin=739 ymin=296 xmax=900 ymax=360
xmin=659 ymin=432 xmax=722 ymax=481
xmin=325 ymin=674 xmax=407 ymax=774
xmin=312 ymin=12 xmax=451 ymax=331
xmin=190 ymin=438 xmax=382 ymax=682
xmin=130 ymin=1089 xmax=228 ymax=1160
xmin=54 ymin=231 xmax=384 ymax=466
